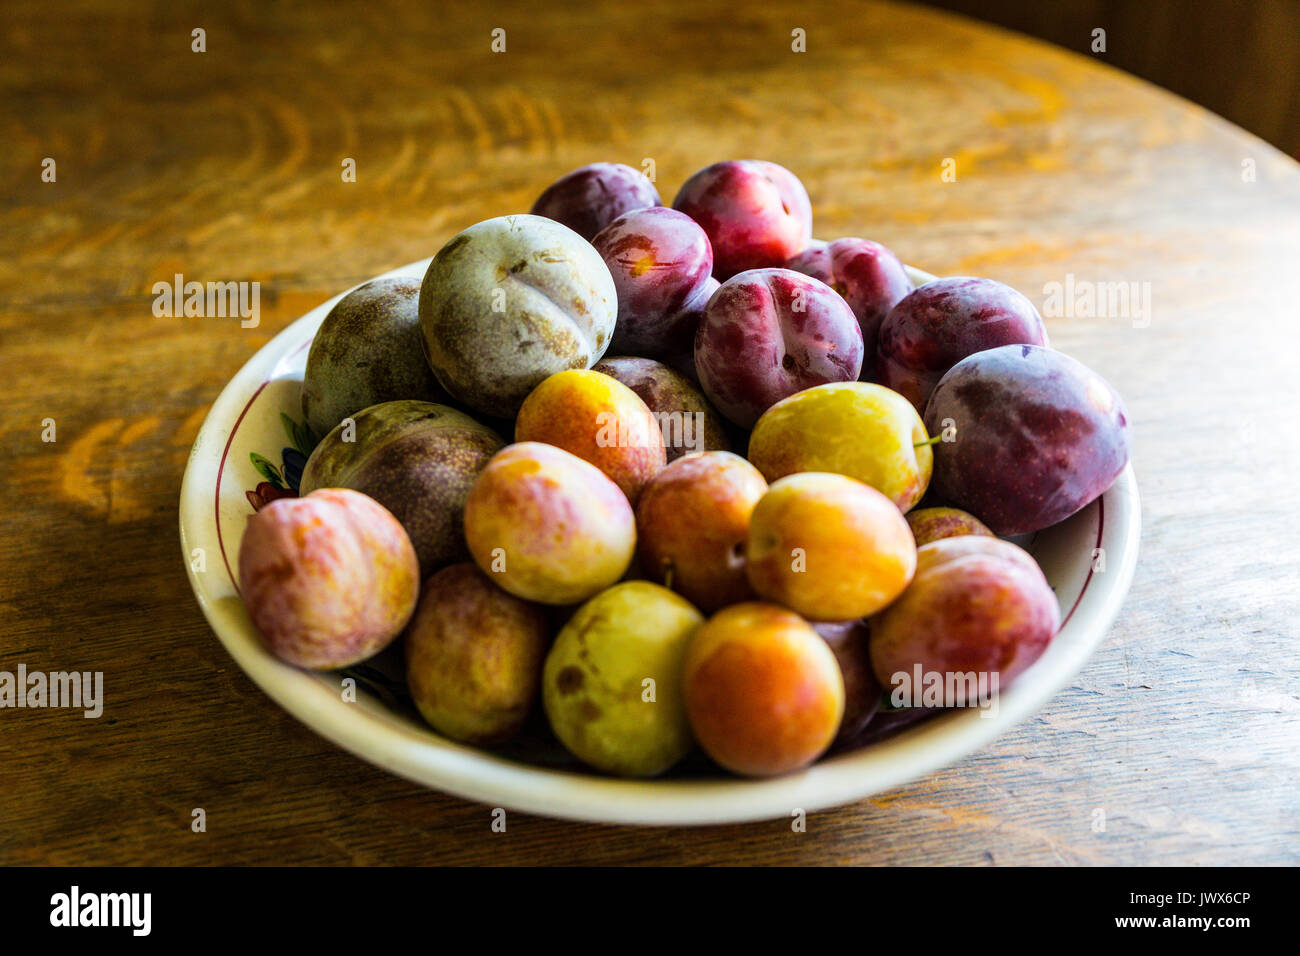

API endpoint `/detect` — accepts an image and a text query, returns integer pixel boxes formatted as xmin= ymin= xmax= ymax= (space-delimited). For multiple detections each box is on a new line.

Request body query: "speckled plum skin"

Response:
xmin=694 ymin=268 xmax=863 ymax=428
xmin=786 ymin=239 xmax=914 ymax=381
xmin=905 ymin=507 xmax=993 ymax=546
xmin=419 ymin=215 xmax=617 ymax=418
xmin=814 ymin=619 xmax=882 ymax=744
xmin=672 ymin=160 xmax=812 ymax=280
xmin=404 ymin=563 xmax=549 ymax=746
xmin=530 ymin=162 xmax=661 ymax=241
xmin=542 ymin=581 xmax=702 ymax=777
xmin=299 ymin=400 xmax=504 ymax=575
xmin=514 ymin=369 xmax=666 ymax=503
xmin=591 ymin=356 xmax=729 ymax=462
xmin=463 ymin=442 xmax=636 ymax=605
xmin=683 ymin=602 xmax=844 ymax=777
xmin=238 ymin=489 xmax=419 ymax=670
xmin=300 ymin=278 xmax=448 ymax=438
xmin=592 ymin=206 xmax=715 ymax=360
xmin=869 ymin=537 xmax=1061 ymax=705
xmin=923 ymin=344 xmax=1131 ymax=535
xmin=877 ymin=277 xmax=1049 ymax=412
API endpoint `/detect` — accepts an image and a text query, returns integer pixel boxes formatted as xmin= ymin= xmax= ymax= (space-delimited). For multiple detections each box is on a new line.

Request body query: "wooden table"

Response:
xmin=2 ymin=0 xmax=1297 ymax=866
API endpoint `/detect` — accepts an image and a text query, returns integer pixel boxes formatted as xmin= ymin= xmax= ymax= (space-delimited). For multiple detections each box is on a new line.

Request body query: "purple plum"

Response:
xmin=694 ymin=268 xmax=863 ymax=428
xmin=530 ymin=162 xmax=661 ymax=241
xmin=786 ymin=238 xmax=914 ymax=382
xmin=923 ymin=344 xmax=1131 ymax=535
xmin=877 ymin=277 xmax=1049 ymax=412
xmin=592 ymin=206 xmax=715 ymax=360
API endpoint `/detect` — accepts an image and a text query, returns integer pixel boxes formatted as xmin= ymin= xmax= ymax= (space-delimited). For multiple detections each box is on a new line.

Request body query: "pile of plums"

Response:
xmin=239 ymin=160 xmax=1131 ymax=779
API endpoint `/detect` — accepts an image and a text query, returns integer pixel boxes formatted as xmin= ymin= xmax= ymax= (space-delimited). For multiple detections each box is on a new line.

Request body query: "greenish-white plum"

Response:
xmin=542 ymin=581 xmax=703 ymax=777
xmin=300 ymin=277 xmax=448 ymax=438
xmin=419 ymin=214 xmax=617 ymax=418
xmin=299 ymin=400 xmax=504 ymax=575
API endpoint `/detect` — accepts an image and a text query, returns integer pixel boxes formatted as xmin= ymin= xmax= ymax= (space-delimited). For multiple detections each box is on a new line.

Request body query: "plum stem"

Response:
xmin=913 ymin=434 xmax=943 ymax=448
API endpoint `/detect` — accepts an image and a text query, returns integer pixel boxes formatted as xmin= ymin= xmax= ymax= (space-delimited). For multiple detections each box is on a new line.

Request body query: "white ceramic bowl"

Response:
xmin=179 ymin=260 xmax=1140 ymax=826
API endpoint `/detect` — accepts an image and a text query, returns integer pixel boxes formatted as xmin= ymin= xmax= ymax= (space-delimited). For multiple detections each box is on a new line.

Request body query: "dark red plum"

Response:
xmin=530 ymin=163 xmax=661 ymax=241
xmin=786 ymin=238 xmax=914 ymax=381
xmin=694 ymin=268 xmax=863 ymax=428
xmin=814 ymin=619 xmax=882 ymax=743
xmin=877 ymin=277 xmax=1049 ymax=412
xmin=923 ymin=344 xmax=1130 ymax=535
xmin=672 ymin=160 xmax=812 ymax=280
xmin=659 ymin=276 xmax=718 ymax=382
xmin=592 ymin=206 xmax=714 ymax=359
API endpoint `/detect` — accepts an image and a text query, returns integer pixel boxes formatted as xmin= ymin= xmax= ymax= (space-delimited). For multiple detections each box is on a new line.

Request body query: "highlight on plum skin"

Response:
xmin=592 ymin=205 xmax=715 ymax=362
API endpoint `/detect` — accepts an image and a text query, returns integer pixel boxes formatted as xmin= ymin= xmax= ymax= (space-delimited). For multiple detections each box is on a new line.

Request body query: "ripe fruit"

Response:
xmin=673 ymin=160 xmax=812 ymax=279
xmin=591 ymin=356 xmax=729 ymax=462
xmin=924 ymin=344 xmax=1130 ymax=535
xmin=747 ymin=381 xmax=932 ymax=512
xmin=746 ymin=472 xmax=916 ymax=621
xmin=592 ymin=206 xmax=715 ymax=361
xmin=543 ymin=581 xmax=702 ymax=777
xmin=694 ymin=268 xmax=863 ymax=428
xmin=463 ymin=442 xmax=636 ymax=605
xmin=877 ymin=277 xmax=1049 ymax=413
xmin=684 ymin=602 xmax=844 ymax=776
xmin=905 ymin=507 xmax=993 ymax=546
xmin=531 ymin=162 xmax=661 ymax=240
xmin=515 ymin=369 xmax=666 ymax=503
xmin=404 ymin=563 xmax=549 ymax=746
xmin=300 ymin=277 xmax=447 ymax=437
xmin=419 ymin=215 xmax=616 ymax=418
xmin=299 ymin=400 xmax=504 ymax=576
xmin=238 ymin=489 xmax=419 ymax=669
xmin=870 ymin=537 xmax=1061 ymax=705
xmin=635 ymin=451 xmax=768 ymax=612
xmin=785 ymin=238 xmax=914 ymax=381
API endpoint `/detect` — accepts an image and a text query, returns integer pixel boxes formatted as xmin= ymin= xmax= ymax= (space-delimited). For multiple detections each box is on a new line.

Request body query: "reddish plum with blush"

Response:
xmin=672 ymin=160 xmax=812 ymax=280
xmin=923 ymin=344 xmax=1131 ymax=535
xmin=530 ymin=163 xmax=661 ymax=241
xmin=786 ymin=238 xmax=914 ymax=381
xmin=869 ymin=536 xmax=1060 ymax=706
xmin=592 ymin=206 xmax=715 ymax=360
xmin=238 ymin=489 xmax=420 ymax=670
xmin=877 ymin=277 xmax=1049 ymax=412
xmin=694 ymin=268 xmax=863 ymax=428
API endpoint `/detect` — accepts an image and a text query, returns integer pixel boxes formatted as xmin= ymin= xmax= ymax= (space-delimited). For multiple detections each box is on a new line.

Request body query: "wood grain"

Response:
xmin=1 ymin=0 xmax=1297 ymax=865
xmin=928 ymin=0 xmax=1300 ymax=157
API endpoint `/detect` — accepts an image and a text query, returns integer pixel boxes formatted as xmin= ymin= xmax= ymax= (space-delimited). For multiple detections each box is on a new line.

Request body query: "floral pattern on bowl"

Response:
xmin=245 ymin=412 xmax=317 ymax=511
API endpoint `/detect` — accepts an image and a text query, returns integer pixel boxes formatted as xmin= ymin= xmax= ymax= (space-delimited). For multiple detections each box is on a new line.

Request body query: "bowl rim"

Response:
xmin=179 ymin=258 xmax=1140 ymax=826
